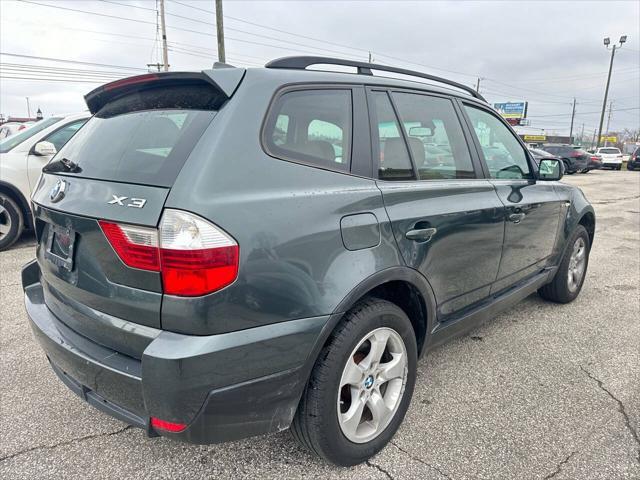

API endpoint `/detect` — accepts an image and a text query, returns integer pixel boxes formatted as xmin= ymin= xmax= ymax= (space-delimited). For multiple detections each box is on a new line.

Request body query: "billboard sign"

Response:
xmin=523 ymin=135 xmax=547 ymax=142
xmin=494 ymin=102 xmax=528 ymax=120
xmin=600 ymin=136 xmax=617 ymax=143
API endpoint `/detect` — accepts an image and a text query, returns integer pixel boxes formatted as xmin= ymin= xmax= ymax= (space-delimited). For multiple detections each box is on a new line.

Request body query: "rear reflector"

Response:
xmin=150 ymin=417 xmax=187 ymax=433
xmin=99 ymin=210 xmax=238 ymax=296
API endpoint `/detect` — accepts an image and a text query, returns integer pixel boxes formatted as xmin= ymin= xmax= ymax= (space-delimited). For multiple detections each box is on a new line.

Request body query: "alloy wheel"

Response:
xmin=337 ymin=327 xmax=408 ymax=443
xmin=567 ymin=237 xmax=587 ymax=292
xmin=0 ymin=204 xmax=12 ymax=240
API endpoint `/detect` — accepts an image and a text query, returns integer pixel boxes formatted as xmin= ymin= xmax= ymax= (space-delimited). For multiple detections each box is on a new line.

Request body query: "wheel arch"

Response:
xmin=577 ymin=210 xmax=595 ymax=247
xmin=304 ymin=267 xmax=437 ymax=378
xmin=0 ymin=180 xmax=32 ymax=228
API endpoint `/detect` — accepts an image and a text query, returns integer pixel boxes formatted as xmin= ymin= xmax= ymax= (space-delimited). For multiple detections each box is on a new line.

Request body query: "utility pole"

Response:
xmin=25 ymin=97 xmax=31 ymax=118
xmin=597 ymin=35 xmax=627 ymax=147
xmin=604 ymin=101 xmax=613 ymax=146
xmin=580 ymin=123 xmax=585 ymax=145
xmin=368 ymin=52 xmax=372 ymax=63
xmin=569 ymin=97 xmax=576 ymax=143
xmin=159 ymin=0 xmax=169 ymax=71
xmin=475 ymin=77 xmax=482 ymax=94
xmin=591 ymin=130 xmax=597 ymax=149
xmin=215 ymin=0 xmax=226 ymax=63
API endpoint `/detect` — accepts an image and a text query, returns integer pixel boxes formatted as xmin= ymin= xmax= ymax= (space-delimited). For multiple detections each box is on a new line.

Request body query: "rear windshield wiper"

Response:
xmin=43 ymin=157 xmax=82 ymax=174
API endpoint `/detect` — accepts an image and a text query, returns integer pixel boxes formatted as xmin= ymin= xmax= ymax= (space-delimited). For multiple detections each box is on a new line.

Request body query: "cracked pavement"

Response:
xmin=1 ymin=170 xmax=638 ymax=479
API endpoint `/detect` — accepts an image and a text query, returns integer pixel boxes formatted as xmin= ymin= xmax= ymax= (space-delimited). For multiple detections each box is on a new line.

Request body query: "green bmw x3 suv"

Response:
xmin=22 ymin=56 xmax=594 ymax=466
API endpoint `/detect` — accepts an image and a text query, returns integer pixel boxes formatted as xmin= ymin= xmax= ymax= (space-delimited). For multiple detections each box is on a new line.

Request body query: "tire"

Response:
xmin=617 ymin=165 xmax=622 ymax=171
xmin=291 ymin=297 xmax=417 ymax=466
xmin=0 ymin=193 xmax=24 ymax=251
xmin=538 ymin=225 xmax=590 ymax=303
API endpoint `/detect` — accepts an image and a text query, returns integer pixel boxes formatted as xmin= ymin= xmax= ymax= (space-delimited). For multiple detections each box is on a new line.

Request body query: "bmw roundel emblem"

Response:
xmin=50 ymin=179 xmax=67 ymax=203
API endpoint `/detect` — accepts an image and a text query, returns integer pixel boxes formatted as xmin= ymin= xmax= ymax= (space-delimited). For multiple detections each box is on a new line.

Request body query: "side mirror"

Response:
xmin=538 ymin=158 xmax=563 ymax=181
xmin=33 ymin=141 xmax=57 ymax=157
xmin=409 ymin=126 xmax=433 ymax=137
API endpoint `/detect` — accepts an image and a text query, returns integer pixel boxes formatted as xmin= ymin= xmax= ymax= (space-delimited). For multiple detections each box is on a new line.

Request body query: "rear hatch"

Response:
xmin=31 ymin=71 xmax=243 ymax=349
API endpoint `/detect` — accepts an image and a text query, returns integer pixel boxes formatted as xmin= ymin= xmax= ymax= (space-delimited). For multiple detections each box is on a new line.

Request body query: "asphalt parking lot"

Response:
xmin=1 ymin=169 xmax=638 ymax=480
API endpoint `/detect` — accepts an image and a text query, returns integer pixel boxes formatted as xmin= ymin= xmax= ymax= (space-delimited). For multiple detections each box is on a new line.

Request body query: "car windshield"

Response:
xmin=599 ymin=148 xmax=620 ymax=154
xmin=0 ymin=117 xmax=62 ymax=153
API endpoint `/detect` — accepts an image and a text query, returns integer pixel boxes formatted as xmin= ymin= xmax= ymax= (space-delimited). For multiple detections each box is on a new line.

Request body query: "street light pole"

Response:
xmin=25 ymin=97 xmax=31 ymax=118
xmin=596 ymin=35 xmax=627 ymax=148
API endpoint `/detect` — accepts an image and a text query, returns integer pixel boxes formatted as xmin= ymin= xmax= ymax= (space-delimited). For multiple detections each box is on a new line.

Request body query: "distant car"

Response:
xmin=542 ymin=144 xmax=590 ymax=174
xmin=596 ymin=147 xmax=624 ymax=170
xmin=0 ymin=122 xmax=31 ymax=139
xmin=528 ymin=147 xmax=559 ymax=166
xmin=627 ymin=146 xmax=640 ymax=171
xmin=0 ymin=112 xmax=89 ymax=250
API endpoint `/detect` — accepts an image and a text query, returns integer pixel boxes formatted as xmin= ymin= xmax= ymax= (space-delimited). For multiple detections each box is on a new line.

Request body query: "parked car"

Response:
xmin=21 ymin=58 xmax=595 ymax=467
xmin=584 ymin=154 xmax=603 ymax=172
xmin=528 ymin=147 xmax=559 ymax=166
xmin=0 ymin=112 xmax=89 ymax=250
xmin=596 ymin=147 xmax=624 ymax=170
xmin=541 ymin=144 xmax=590 ymax=174
xmin=627 ymin=146 xmax=640 ymax=171
xmin=0 ymin=122 xmax=31 ymax=139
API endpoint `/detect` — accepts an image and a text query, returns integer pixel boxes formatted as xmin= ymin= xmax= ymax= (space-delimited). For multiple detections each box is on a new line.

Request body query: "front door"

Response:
xmin=461 ymin=104 xmax=563 ymax=292
xmin=369 ymin=89 xmax=505 ymax=320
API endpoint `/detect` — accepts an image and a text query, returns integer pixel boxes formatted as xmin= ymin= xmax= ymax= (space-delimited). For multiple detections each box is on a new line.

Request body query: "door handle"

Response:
xmin=405 ymin=227 xmax=437 ymax=243
xmin=508 ymin=212 xmax=526 ymax=224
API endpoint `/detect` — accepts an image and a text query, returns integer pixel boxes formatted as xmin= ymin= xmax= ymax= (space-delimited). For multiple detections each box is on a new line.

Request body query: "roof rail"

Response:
xmin=265 ymin=56 xmax=486 ymax=102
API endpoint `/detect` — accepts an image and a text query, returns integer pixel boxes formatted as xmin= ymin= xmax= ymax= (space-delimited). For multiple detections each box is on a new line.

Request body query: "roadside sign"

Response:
xmin=523 ymin=134 xmax=547 ymax=142
xmin=494 ymin=102 xmax=528 ymax=120
xmin=600 ymin=136 xmax=617 ymax=143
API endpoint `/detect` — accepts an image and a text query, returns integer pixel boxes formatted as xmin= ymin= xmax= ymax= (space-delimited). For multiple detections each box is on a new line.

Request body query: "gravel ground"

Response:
xmin=1 ymin=169 xmax=638 ymax=479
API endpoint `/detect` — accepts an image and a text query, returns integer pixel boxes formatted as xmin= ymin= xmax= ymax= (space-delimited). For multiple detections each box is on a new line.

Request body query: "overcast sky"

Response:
xmin=1 ymin=0 xmax=638 ymax=137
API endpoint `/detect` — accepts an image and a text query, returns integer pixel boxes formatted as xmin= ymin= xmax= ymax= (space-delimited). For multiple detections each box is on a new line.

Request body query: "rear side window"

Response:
xmin=392 ymin=92 xmax=475 ymax=180
xmin=370 ymin=91 xmax=414 ymax=181
xmin=263 ymin=89 xmax=352 ymax=172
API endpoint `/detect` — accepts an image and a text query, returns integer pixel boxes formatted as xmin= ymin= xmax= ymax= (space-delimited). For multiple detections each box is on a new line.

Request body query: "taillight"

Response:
xmin=98 ymin=221 xmax=160 ymax=271
xmin=159 ymin=209 xmax=239 ymax=296
xmin=99 ymin=210 xmax=239 ymax=296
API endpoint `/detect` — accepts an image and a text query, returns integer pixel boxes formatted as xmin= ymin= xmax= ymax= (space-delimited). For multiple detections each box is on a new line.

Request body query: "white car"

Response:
xmin=0 ymin=113 xmax=89 ymax=250
xmin=596 ymin=147 xmax=624 ymax=170
xmin=0 ymin=122 xmax=32 ymax=139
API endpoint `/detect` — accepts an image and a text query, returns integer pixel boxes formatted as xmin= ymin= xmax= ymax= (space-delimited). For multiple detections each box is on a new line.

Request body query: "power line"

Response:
xmin=0 ymin=52 xmax=147 ymax=71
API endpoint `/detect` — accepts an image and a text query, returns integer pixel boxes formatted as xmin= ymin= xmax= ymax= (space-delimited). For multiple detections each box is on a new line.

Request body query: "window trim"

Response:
xmin=458 ymin=100 xmax=536 ymax=181
xmin=260 ymin=83 xmax=358 ymax=175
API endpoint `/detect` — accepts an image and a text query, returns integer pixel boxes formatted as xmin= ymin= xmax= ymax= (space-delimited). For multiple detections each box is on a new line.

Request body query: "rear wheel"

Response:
xmin=0 ymin=194 xmax=24 ymax=251
xmin=616 ymin=165 xmax=622 ymax=170
xmin=538 ymin=225 xmax=590 ymax=303
xmin=291 ymin=298 xmax=417 ymax=466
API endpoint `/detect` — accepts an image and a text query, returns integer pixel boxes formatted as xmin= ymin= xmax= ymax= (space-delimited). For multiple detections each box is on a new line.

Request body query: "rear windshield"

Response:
xmin=599 ymin=148 xmax=620 ymax=154
xmin=47 ymin=84 xmax=220 ymax=186
xmin=0 ymin=117 xmax=62 ymax=153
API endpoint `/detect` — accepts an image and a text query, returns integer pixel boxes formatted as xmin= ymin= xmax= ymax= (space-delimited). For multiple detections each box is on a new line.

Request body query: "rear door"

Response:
xmin=461 ymin=103 xmax=563 ymax=292
xmin=371 ymin=88 xmax=505 ymax=320
xmin=31 ymin=76 xmax=226 ymax=335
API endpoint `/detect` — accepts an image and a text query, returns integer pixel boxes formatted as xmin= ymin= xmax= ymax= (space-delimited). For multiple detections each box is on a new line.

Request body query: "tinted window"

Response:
xmin=51 ymin=110 xmax=215 ymax=186
xmin=371 ymin=91 xmax=414 ymax=181
xmin=42 ymin=119 xmax=87 ymax=151
xmin=599 ymin=148 xmax=620 ymax=154
xmin=0 ymin=117 xmax=62 ymax=153
xmin=392 ymin=92 xmax=475 ymax=180
xmin=264 ymin=89 xmax=352 ymax=172
xmin=465 ymin=106 xmax=532 ymax=179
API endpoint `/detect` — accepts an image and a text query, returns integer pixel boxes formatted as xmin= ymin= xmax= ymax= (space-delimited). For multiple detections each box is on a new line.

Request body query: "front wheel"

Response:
xmin=538 ymin=225 xmax=590 ymax=303
xmin=0 ymin=193 xmax=24 ymax=251
xmin=291 ymin=298 xmax=417 ymax=466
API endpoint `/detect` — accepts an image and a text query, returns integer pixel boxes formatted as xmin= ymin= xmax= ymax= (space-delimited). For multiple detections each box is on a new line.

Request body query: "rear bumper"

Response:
xmin=602 ymin=158 xmax=623 ymax=166
xmin=22 ymin=260 xmax=329 ymax=444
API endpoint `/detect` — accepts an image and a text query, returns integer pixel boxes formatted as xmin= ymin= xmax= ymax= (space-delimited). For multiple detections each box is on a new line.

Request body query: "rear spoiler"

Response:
xmin=84 ymin=69 xmax=246 ymax=114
